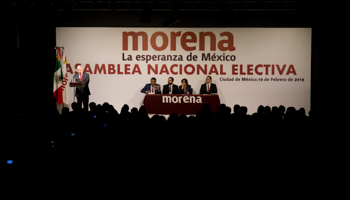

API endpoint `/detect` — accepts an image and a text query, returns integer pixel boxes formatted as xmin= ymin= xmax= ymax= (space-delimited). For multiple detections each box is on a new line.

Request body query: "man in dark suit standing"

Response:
xmin=73 ymin=65 xmax=91 ymax=111
xmin=141 ymin=77 xmax=161 ymax=94
xmin=200 ymin=76 xmax=217 ymax=94
xmin=163 ymin=77 xmax=178 ymax=94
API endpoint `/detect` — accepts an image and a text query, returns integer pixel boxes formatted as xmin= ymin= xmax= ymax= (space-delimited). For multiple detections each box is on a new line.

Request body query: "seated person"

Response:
xmin=163 ymin=77 xmax=179 ymax=94
xmin=178 ymin=78 xmax=193 ymax=94
xmin=200 ymin=76 xmax=217 ymax=94
xmin=141 ymin=77 xmax=161 ymax=94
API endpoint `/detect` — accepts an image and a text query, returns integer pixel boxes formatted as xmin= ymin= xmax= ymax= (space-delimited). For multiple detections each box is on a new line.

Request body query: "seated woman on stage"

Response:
xmin=178 ymin=78 xmax=193 ymax=95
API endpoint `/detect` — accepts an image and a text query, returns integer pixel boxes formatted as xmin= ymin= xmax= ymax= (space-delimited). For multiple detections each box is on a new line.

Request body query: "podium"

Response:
xmin=69 ymin=82 xmax=85 ymax=103
xmin=69 ymin=82 xmax=85 ymax=88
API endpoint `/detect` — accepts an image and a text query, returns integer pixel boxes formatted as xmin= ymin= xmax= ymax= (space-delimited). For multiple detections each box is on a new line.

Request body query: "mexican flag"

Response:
xmin=53 ymin=47 xmax=70 ymax=107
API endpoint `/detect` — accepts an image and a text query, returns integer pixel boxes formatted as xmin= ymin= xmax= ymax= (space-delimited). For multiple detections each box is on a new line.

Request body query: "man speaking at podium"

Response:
xmin=73 ymin=65 xmax=90 ymax=111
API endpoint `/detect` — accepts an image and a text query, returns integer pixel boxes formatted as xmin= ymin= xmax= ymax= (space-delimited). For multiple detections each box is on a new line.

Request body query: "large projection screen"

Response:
xmin=56 ymin=28 xmax=311 ymax=115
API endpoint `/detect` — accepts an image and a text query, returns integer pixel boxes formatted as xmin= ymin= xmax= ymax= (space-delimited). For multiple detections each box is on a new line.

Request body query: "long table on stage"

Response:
xmin=143 ymin=94 xmax=221 ymax=115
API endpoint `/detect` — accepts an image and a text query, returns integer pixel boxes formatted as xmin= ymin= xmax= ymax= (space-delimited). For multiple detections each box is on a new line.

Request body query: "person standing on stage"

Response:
xmin=178 ymin=78 xmax=193 ymax=94
xmin=141 ymin=77 xmax=161 ymax=94
xmin=73 ymin=65 xmax=91 ymax=111
xmin=200 ymin=76 xmax=217 ymax=94
xmin=163 ymin=77 xmax=178 ymax=94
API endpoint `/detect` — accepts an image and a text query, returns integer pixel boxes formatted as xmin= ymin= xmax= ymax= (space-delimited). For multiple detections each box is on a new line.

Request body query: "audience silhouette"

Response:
xmin=1 ymin=97 xmax=323 ymax=182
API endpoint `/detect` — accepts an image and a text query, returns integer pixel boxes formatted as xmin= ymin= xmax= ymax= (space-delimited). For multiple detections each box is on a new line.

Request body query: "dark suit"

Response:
xmin=163 ymin=84 xmax=179 ymax=94
xmin=73 ymin=73 xmax=90 ymax=110
xmin=200 ymin=83 xmax=217 ymax=94
xmin=141 ymin=84 xmax=161 ymax=94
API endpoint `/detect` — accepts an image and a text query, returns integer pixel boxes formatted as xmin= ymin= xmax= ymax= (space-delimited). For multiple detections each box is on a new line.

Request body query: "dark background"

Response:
xmin=2 ymin=1 xmax=349 ymax=116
